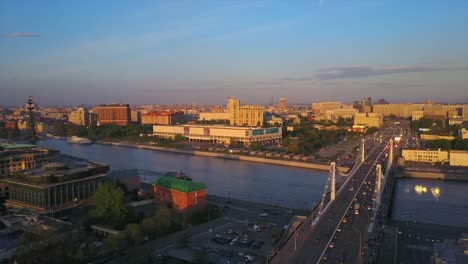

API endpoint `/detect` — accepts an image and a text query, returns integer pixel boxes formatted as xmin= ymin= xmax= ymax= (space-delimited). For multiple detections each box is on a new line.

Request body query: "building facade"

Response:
xmin=2 ymin=158 xmax=109 ymax=212
xmin=97 ymin=104 xmax=131 ymax=126
xmin=141 ymin=111 xmax=184 ymax=125
xmin=228 ymin=97 xmax=264 ymax=126
xmin=198 ymin=112 xmax=230 ymax=122
xmin=69 ymin=108 xmax=89 ymax=126
xmin=325 ymin=108 xmax=359 ymax=121
xmin=152 ymin=125 xmax=282 ymax=146
xmin=153 ymin=176 xmax=207 ymax=213
xmin=279 ymin=98 xmax=287 ymax=111
xmin=311 ymin=102 xmax=342 ymax=114
xmin=354 ymin=113 xmax=384 ymax=128
xmin=0 ymin=144 xmax=58 ymax=178
xmin=449 ymin=151 xmax=468 ymax=167
xmin=402 ymin=149 xmax=449 ymax=163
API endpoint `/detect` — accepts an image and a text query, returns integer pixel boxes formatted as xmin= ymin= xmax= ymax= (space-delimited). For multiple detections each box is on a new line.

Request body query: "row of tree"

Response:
xmin=55 ymin=123 xmax=153 ymax=140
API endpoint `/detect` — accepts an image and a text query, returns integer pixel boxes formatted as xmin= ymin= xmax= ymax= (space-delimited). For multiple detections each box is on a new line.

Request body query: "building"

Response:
xmin=459 ymin=129 xmax=468 ymax=140
xmin=373 ymin=104 xmax=425 ymax=118
xmin=279 ymin=98 xmax=287 ymax=112
xmin=97 ymin=104 xmax=131 ymax=126
xmin=131 ymin=110 xmax=141 ymax=124
xmin=228 ymin=97 xmax=264 ymax=127
xmin=361 ymin=97 xmax=372 ymax=107
xmin=412 ymin=111 xmax=424 ymax=121
xmin=0 ymin=143 xmax=58 ymax=178
xmin=449 ymin=151 xmax=468 ymax=167
xmin=141 ymin=111 xmax=184 ymax=125
xmin=2 ymin=156 xmax=109 ymax=212
xmin=198 ymin=112 xmax=230 ymax=122
xmin=153 ymin=176 xmax=206 ymax=213
xmin=325 ymin=108 xmax=359 ymax=121
xmin=420 ymin=134 xmax=456 ymax=141
xmin=402 ymin=149 xmax=449 ymax=163
xmin=152 ymin=124 xmax=282 ymax=146
xmin=36 ymin=122 xmax=55 ymax=135
xmin=354 ymin=113 xmax=383 ymax=128
xmin=311 ymin=102 xmax=342 ymax=114
xmin=68 ymin=108 xmax=89 ymax=126
xmin=88 ymin=112 xmax=98 ymax=126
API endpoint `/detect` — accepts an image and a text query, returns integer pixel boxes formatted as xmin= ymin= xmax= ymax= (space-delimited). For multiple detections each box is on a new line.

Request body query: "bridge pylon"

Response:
xmin=361 ymin=139 xmax=365 ymax=163
xmin=389 ymin=139 xmax=394 ymax=163
xmin=331 ymin=162 xmax=336 ymax=201
xmin=376 ymin=164 xmax=383 ymax=207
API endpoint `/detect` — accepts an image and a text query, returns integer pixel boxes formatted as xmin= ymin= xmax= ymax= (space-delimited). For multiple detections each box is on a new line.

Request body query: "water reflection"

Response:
xmin=413 ymin=184 xmax=441 ymax=199
xmin=431 ymin=187 xmax=440 ymax=199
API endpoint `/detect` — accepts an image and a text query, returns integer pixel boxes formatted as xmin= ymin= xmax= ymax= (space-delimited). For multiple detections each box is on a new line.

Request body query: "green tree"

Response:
xmin=250 ymin=141 xmax=262 ymax=151
xmin=174 ymin=133 xmax=185 ymax=142
xmin=104 ymin=233 xmax=125 ymax=253
xmin=140 ymin=217 xmax=158 ymax=235
xmin=125 ymin=223 xmax=143 ymax=246
xmin=88 ymin=182 xmax=128 ymax=228
xmin=154 ymin=206 xmax=171 ymax=234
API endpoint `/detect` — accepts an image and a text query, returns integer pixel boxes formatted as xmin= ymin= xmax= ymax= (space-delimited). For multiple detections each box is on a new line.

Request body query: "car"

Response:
xmin=342 ymin=218 xmax=347 ymax=223
xmin=286 ymin=209 xmax=293 ymax=214
xmin=259 ymin=213 xmax=268 ymax=217
xmin=337 ymin=227 xmax=342 ymax=232
xmin=322 ymin=253 xmax=329 ymax=262
xmin=349 ymin=187 xmax=354 ymax=191
xmin=329 ymin=242 xmax=335 ymax=248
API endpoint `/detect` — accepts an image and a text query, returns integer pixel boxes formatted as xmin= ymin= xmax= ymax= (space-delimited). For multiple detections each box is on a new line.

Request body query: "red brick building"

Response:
xmin=153 ymin=176 xmax=206 ymax=213
xmin=97 ymin=104 xmax=131 ymax=126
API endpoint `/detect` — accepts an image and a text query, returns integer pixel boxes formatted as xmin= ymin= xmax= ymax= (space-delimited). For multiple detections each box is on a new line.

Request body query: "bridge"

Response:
xmin=270 ymin=125 xmax=402 ymax=264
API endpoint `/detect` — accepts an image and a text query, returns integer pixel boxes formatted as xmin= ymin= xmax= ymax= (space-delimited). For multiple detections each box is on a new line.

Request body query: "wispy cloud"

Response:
xmin=4 ymin=32 xmax=39 ymax=38
xmin=316 ymin=64 xmax=468 ymax=80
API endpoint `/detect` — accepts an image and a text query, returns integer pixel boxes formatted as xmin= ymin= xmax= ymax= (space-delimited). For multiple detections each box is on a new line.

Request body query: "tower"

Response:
xmin=26 ymin=96 xmax=36 ymax=139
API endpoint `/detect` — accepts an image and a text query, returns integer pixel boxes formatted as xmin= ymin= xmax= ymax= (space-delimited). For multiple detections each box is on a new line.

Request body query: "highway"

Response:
xmin=270 ymin=125 xmax=398 ymax=264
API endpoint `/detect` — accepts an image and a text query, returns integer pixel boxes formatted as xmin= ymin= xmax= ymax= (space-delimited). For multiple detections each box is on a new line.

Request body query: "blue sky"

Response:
xmin=1 ymin=0 xmax=467 ymax=106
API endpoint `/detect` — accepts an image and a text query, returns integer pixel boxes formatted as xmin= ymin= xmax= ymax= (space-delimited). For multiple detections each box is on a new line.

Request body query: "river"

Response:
xmin=37 ymin=138 xmax=328 ymax=210
xmin=390 ymin=178 xmax=468 ymax=228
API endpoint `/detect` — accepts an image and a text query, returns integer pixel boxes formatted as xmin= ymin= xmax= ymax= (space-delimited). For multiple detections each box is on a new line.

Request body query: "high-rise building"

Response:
xmin=227 ymin=97 xmax=264 ymax=127
xmin=279 ymin=98 xmax=287 ymax=111
xmin=97 ymin=104 xmax=131 ymax=126
xmin=69 ymin=108 xmax=89 ymax=126
xmin=361 ymin=97 xmax=372 ymax=107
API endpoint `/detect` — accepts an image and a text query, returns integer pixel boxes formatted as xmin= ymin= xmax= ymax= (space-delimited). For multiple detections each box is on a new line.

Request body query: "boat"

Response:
xmin=67 ymin=136 xmax=92 ymax=144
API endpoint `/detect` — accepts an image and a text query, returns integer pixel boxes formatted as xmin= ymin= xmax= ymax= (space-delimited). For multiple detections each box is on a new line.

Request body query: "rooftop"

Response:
xmin=154 ymin=176 xmax=206 ymax=193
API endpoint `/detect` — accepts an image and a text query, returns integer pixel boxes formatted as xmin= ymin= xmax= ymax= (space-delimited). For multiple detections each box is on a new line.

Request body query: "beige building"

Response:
xmin=325 ymin=108 xmax=359 ymax=121
xmin=0 ymin=144 xmax=58 ymax=178
xmin=420 ymin=134 xmax=456 ymax=141
xmin=402 ymin=149 xmax=449 ymax=163
xmin=449 ymin=151 xmax=468 ymax=167
xmin=69 ymin=108 xmax=89 ymax=126
xmin=412 ymin=111 xmax=424 ymax=121
xmin=199 ymin=112 xmax=230 ymax=121
xmin=141 ymin=111 xmax=184 ymax=125
xmin=354 ymin=113 xmax=383 ymax=128
xmin=373 ymin=104 xmax=425 ymax=118
xmin=152 ymin=125 xmax=281 ymax=146
xmin=311 ymin=102 xmax=342 ymax=114
xmin=228 ymin=97 xmax=264 ymax=127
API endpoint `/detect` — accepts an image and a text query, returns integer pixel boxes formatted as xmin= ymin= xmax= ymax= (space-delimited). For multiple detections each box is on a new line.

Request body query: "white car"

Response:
xmin=259 ymin=213 xmax=268 ymax=217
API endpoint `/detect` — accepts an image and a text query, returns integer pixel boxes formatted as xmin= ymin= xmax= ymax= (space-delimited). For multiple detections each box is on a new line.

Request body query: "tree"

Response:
xmin=88 ymin=182 xmax=128 ymax=228
xmin=104 ymin=234 xmax=125 ymax=253
xmin=154 ymin=206 xmax=171 ymax=234
xmin=125 ymin=223 xmax=143 ymax=246
xmin=174 ymin=133 xmax=185 ymax=142
xmin=251 ymin=141 xmax=262 ymax=151
xmin=140 ymin=217 xmax=158 ymax=235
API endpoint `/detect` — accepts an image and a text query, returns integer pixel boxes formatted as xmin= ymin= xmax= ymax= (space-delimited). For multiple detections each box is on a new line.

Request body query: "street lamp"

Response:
xmin=352 ymin=227 xmax=362 ymax=264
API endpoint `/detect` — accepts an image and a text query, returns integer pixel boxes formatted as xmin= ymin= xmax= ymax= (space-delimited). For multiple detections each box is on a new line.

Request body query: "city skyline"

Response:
xmin=1 ymin=0 xmax=468 ymax=105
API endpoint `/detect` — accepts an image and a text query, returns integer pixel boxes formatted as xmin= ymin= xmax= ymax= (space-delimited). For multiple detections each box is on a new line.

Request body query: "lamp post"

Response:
xmin=352 ymin=227 xmax=362 ymax=264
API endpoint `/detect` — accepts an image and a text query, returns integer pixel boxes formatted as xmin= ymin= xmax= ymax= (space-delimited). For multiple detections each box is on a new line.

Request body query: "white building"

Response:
xmin=152 ymin=125 xmax=282 ymax=146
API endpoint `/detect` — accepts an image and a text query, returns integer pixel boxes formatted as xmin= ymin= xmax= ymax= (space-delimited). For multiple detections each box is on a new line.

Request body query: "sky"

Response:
xmin=1 ymin=0 xmax=468 ymax=106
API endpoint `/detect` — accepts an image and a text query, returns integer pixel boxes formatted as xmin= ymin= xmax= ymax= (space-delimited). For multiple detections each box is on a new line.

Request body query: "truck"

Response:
xmin=354 ymin=202 xmax=360 ymax=215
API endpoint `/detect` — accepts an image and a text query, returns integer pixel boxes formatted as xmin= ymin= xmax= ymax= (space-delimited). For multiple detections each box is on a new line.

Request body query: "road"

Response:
xmin=270 ymin=125 xmax=397 ymax=264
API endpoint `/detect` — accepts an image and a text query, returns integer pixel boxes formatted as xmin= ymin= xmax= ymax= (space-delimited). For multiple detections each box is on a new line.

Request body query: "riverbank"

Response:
xmin=398 ymin=169 xmax=468 ymax=181
xmin=96 ymin=140 xmax=349 ymax=172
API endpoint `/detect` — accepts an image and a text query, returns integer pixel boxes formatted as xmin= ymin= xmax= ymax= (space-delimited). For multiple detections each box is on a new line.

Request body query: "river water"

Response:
xmin=391 ymin=178 xmax=468 ymax=228
xmin=37 ymin=138 xmax=328 ymax=210
xmin=36 ymin=139 xmax=468 ymax=226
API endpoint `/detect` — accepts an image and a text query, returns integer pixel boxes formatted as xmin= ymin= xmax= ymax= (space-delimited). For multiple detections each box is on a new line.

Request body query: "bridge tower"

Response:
xmin=331 ymin=162 xmax=336 ymax=201
xmin=376 ymin=164 xmax=383 ymax=207
xmin=389 ymin=139 xmax=394 ymax=163
xmin=361 ymin=139 xmax=365 ymax=163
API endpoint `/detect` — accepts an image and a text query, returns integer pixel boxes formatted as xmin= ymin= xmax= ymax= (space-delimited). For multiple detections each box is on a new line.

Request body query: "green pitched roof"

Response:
xmin=0 ymin=143 xmax=36 ymax=150
xmin=154 ymin=176 xmax=206 ymax=193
